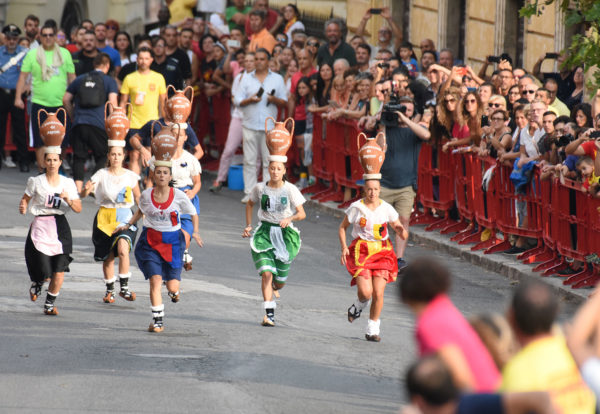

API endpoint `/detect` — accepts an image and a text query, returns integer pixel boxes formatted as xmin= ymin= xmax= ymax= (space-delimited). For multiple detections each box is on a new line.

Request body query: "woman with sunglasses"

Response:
xmin=477 ymin=109 xmax=512 ymax=159
xmin=507 ymin=85 xmax=521 ymax=112
xmin=305 ymin=37 xmax=320 ymax=65
xmin=282 ymin=4 xmax=304 ymax=47
xmin=105 ymin=20 xmax=119 ymax=48
xmin=443 ymin=91 xmax=483 ymax=152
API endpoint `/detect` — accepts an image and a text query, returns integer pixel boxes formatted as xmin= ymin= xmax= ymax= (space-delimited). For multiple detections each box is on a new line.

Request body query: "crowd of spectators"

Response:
xmin=2 ymin=1 xmax=600 ymax=412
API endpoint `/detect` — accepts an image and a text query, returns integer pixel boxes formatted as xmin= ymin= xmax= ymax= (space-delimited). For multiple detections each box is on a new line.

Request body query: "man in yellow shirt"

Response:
xmin=120 ymin=46 xmax=166 ymax=174
xmin=502 ymin=280 xmax=595 ymax=414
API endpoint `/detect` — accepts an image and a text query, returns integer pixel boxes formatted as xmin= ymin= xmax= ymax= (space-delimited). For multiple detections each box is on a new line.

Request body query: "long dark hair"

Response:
xmin=294 ymin=76 xmax=312 ymax=105
xmin=115 ymin=31 xmax=133 ymax=57
xmin=316 ymin=62 xmax=333 ymax=106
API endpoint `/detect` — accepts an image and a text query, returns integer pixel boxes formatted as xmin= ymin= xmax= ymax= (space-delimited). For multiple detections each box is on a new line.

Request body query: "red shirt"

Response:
xmin=244 ymin=9 xmax=279 ymax=37
xmin=66 ymin=44 xmax=79 ymax=54
xmin=581 ymin=141 xmax=597 ymax=159
xmin=290 ymin=67 xmax=317 ymax=120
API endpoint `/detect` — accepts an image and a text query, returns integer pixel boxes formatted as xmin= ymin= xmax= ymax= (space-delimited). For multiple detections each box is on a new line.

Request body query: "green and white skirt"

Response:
xmin=250 ymin=221 xmax=301 ymax=283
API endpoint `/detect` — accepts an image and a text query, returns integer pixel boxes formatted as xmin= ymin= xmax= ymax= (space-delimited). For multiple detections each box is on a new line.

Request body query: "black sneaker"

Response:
xmin=29 ymin=282 xmax=42 ymax=301
xmin=262 ymin=314 xmax=275 ymax=326
xmin=168 ymin=291 xmax=180 ymax=303
xmin=502 ymin=246 xmax=526 ymax=255
xmin=347 ymin=304 xmax=362 ymax=323
xmin=148 ymin=317 xmax=164 ymax=332
xmin=365 ymin=334 xmax=381 ymax=342
xmin=558 ymin=265 xmax=579 ymax=275
xmin=397 ymin=258 xmax=408 ymax=271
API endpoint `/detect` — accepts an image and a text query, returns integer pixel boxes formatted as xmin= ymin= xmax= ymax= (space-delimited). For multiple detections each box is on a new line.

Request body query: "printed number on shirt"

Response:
xmin=45 ymin=193 xmax=62 ymax=209
xmin=261 ymin=194 xmax=288 ymax=212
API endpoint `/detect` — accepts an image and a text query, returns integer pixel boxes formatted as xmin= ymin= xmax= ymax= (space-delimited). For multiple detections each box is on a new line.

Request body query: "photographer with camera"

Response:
xmin=377 ymin=96 xmax=430 ymax=270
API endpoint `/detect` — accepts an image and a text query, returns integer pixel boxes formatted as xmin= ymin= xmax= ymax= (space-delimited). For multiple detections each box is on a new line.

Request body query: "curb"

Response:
xmin=305 ymin=199 xmax=588 ymax=305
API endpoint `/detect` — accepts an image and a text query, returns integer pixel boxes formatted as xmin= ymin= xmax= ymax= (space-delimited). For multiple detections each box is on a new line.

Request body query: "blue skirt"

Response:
xmin=134 ymin=227 xmax=185 ymax=281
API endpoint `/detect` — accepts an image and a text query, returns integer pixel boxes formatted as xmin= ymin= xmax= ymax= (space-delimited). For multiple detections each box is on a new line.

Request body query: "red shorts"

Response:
xmin=345 ymin=238 xmax=398 ymax=286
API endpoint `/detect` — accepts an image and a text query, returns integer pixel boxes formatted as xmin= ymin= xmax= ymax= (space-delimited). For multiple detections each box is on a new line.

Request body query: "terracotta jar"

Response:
xmin=38 ymin=108 xmax=66 ymax=147
xmin=357 ymin=132 xmax=387 ymax=177
xmin=265 ymin=117 xmax=294 ymax=161
xmin=165 ymin=85 xmax=194 ymax=126
xmin=105 ymin=102 xmax=131 ymax=142
xmin=151 ymin=122 xmax=180 ymax=166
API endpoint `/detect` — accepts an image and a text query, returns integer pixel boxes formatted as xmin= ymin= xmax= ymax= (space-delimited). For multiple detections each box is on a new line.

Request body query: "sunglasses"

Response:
xmin=307 ymin=42 xmax=319 ymax=47
xmin=444 ymin=98 xmax=456 ymax=103
xmin=41 ymin=33 xmax=54 ymax=38
xmin=465 ymin=99 xmax=477 ymax=104
xmin=523 ymin=89 xmax=536 ymax=94
xmin=277 ymin=37 xmax=286 ymax=42
xmin=489 ymin=103 xmax=502 ymax=108
xmin=107 ymin=25 xmax=118 ymax=30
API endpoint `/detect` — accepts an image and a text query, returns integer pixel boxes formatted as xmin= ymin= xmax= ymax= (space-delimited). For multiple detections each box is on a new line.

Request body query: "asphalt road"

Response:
xmin=0 ymin=166 xmax=579 ymax=413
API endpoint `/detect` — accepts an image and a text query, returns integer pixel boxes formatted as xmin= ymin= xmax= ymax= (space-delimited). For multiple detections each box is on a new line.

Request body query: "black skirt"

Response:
xmin=25 ymin=214 xmax=73 ymax=283
xmin=92 ymin=211 xmax=138 ymax=261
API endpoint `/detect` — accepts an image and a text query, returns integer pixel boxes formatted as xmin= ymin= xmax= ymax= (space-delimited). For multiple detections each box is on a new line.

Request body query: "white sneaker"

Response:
xmin=241 ymin=194 xmax=250 ymax=204
xmin=4 ymin=156 xmax=16 ymax=168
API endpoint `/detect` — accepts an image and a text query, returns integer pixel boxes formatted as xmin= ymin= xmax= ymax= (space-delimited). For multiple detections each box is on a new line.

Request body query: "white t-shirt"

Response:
xmin=138 ymin=187 xmax=197 ymax=232
xmin=149 ymin=150 xmax=201 ymax=188
xmin=90 ymin=168 xmax=140 ymax=208
xmin=345 ymin=199 xmax=399 ymax=241
xmin=519 ymin=125 xmax=544 ymax=158
xmin=25 ymin=175 xmax=79 ymax=216
xmin=250 ymin=181 xmax=306 ymax=224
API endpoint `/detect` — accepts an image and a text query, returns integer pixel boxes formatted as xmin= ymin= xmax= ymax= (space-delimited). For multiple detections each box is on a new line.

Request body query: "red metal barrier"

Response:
xmin=468 ymin=156 xmax=503 ymax=251
xmin=410 ymin=141 xmax=456 ymax=231
xmin=446 ymin=151 xmax=477 ymax=242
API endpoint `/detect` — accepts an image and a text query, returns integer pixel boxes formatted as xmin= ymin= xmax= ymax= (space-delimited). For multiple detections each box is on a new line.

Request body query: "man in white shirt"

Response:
xmin=233 ymin=48 xmax=287 ymax=203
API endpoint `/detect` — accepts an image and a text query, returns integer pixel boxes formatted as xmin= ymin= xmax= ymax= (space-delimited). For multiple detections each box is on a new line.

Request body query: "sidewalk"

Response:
xmin=306 ymin=199 xmax=589 ymax=305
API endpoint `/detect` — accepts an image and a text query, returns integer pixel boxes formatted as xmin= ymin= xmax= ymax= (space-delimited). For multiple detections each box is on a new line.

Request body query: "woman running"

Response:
xmin=148 ymin=123 xmax=201 ymax=270
xmin=80 ymin=137 xmax=141 ymax=303
xmin=129 ymin=129 xmax=203 ymax=332
xmin=242 ymin=119 xmax=306 ymax=327
xmin=19 ymin=115 xmax=82 ymax=315
xmin=338 ymin=132 xmax=408 ymax=341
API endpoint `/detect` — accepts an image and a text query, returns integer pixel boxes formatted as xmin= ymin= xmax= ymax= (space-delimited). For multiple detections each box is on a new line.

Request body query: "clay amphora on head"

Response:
xmin=357 ymin=131 xmax=387 ymax=179
xmin=105 ymin=102 xmax=131 ymax=146
xmin=165 ymin=85 xmax=194 ymax=129
xmin=38 ymin=108 xmax=66 ymax=148
xmin=265 ymin=117 xmax=294 ymax=162
xmin=151 ymin=121 xmax=181 ymax=167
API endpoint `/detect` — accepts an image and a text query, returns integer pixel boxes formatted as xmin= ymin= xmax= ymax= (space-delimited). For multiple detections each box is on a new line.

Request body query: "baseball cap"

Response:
xmin=2 ymin=24 xmax=21 ymax=37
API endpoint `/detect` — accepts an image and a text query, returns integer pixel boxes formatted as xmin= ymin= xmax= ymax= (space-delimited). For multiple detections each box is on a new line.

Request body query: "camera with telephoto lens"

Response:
xmin=556 ymin=133 xmax=573 ymax=148
xmin=380 ymin=93 xmax=407 ymax=127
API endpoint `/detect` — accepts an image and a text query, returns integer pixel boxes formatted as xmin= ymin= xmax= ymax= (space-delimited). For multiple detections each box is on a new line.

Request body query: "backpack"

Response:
xmin=78 ymin=70 xmax=105 ymax=108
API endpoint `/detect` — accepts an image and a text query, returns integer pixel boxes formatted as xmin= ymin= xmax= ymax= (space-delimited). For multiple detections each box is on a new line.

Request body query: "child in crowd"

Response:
xmin=577 ymin=157 xmax=600 ymax=197
xmin=398 ymin=41 xmax=418 ymax=78
xmin=293 ymin=77 xmax=315 ymax=187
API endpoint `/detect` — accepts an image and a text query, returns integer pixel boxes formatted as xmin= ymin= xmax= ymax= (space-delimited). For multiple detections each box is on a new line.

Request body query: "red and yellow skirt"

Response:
xmin=345 ymin=238 xmax=398 ymax=286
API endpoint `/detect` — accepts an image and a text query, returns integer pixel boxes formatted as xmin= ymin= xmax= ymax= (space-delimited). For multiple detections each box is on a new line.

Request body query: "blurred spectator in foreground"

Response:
xmin=502 ymin=280 xmax=596 ymax=413
xmin=403 ymin=355 xmax=554 ymax=414
xmin=400 ymin=258 xmax=500 ymax=391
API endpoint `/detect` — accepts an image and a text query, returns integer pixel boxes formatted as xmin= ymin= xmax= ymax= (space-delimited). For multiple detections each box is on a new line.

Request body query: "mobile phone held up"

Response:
xmin=256 ymin=87 xmax=264 ymax=98
xmin=545 ymin=52 xmax=559 ymax=60
xmin=227 ymin=39 xmax=240 ymax=49
xmin=369 ymin=8 xmax=382 ymax=14
xmin=266 ymin=89 xmax=276 ymax=106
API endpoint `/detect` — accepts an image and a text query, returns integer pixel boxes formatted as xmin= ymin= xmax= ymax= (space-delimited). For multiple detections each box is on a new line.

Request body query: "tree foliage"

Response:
xmin=520 ymin=0 xmax=600 ymax=92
